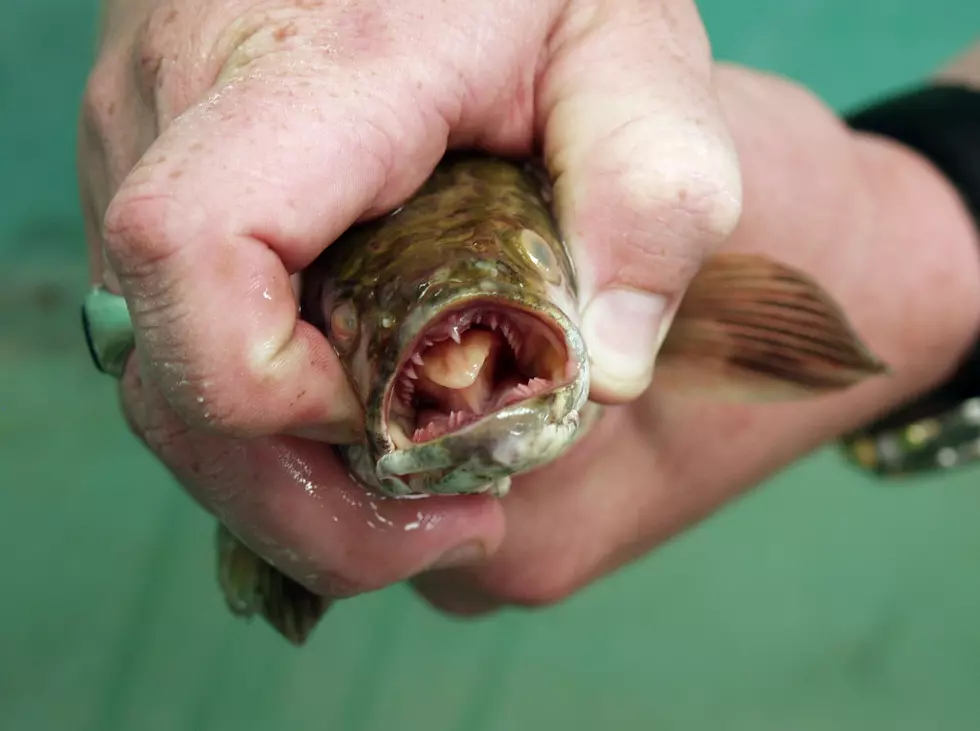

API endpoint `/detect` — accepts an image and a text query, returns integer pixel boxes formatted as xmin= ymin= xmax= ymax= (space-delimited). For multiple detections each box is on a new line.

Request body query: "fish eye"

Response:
xmin=520 ymin=229 xmax=561 ymax=283
xmin=329 ymin=299 xmax=359 ymax=350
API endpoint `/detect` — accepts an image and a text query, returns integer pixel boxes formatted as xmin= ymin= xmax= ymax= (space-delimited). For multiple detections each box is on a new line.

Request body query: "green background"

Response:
xmin=2 ymin=1 xmax=979 ymax=729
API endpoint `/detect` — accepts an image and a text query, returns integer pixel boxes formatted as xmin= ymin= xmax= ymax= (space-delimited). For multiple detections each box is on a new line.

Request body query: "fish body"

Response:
xmin=217 ymin=153 xmax=888 ymax=645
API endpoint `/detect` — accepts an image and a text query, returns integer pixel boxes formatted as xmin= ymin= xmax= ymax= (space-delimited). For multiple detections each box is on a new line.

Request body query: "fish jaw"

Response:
xmin=375 ymin=384 xmax=588 ymax=496
xmin=355 ymin=290 xmax=589 ymax=497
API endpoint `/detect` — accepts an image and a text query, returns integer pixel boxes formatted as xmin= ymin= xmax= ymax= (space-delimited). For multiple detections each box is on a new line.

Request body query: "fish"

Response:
xmin=215 ymin=152 xmax=888 ymax=645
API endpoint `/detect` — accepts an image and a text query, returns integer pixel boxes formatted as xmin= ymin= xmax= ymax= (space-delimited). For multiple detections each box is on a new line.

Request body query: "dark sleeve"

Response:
xmin=840 ymin=84 xmax=980 ymax=475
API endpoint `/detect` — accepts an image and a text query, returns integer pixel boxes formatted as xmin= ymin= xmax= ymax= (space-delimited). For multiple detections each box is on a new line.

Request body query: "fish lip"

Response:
xmin=374 ymin=377 xmax=589 ymax=487
xmin=374 ymin=290 xmax=588 ymax=455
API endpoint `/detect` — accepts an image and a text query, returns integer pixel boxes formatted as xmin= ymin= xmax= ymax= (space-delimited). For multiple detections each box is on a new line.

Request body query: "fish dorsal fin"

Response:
xmin=655 ymin=253 xmax=888 ymax=401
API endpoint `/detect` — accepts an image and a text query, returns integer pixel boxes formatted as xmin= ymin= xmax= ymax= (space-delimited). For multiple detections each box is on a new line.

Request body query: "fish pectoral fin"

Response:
xmin=654 ymin=252 xmax=889 ymax=402
xmin=216 ymin=523 xmax=329 ymax=646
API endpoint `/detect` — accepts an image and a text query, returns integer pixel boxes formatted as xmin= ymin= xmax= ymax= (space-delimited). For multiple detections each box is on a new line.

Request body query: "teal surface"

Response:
xmin=2 ymin=1 xmax=980 ymax=729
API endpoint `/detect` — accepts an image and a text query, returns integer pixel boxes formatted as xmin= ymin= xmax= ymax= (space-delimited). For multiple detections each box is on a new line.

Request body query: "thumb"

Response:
xmin=540 ymin=0 xmax=743 ymax=403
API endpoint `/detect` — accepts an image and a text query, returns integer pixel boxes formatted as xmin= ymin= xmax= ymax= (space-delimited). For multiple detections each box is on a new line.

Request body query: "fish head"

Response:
xmin=300 ymin=156 xmax=591 ymax=497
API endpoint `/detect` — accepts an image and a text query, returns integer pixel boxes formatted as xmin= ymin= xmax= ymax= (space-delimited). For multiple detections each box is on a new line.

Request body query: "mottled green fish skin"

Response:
xmin=300 ymin=153 xmax=593 ymax=498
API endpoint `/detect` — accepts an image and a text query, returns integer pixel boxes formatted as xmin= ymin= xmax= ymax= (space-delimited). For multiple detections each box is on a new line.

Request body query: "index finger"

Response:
xmin=101 ymin=55 xmax=453 ymax=439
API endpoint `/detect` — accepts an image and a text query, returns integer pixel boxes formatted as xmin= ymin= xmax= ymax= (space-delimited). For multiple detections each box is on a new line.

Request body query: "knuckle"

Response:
xmin=103 ymin=195 xmax=271 ymax=439
xmin=82 ymin=59 xmax=124 ymax=136
xmin=578 ymin=118 xmax=744 ymax=294
xmin=215 ymin=5 xmax=394 ymax=78
xmin=616 ymin=131 xmax=743 ymax=244
xmin=134 ymin=3 xmax=219 ymax=125
xmin=134 ymin=4 xmax=180 ymax=98
xmin=102 ymin=185 xmax=181 ymax=280
xmin=585 ymin=110 xmax=744 ymax=242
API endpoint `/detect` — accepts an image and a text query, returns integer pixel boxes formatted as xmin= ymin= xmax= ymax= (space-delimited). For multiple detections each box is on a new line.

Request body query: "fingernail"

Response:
xmin=428 ymin=541 xmax=486 ymax=570
xmin=582 ymin=288 xmax=667 ymax=393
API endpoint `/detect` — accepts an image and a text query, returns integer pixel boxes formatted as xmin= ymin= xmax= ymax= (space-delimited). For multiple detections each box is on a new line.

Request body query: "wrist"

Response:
xmin=848 ymin=130 xmax=980 ymax=404
xmin=837 ymin=79 xmax=980 ymax=473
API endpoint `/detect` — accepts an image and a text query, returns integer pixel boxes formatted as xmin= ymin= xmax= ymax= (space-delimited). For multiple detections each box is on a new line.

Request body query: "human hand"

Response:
xmin=78 ymin=0 xmax=980 ymax=619
xmin=79 ymin=0 xmax=742 ymax=602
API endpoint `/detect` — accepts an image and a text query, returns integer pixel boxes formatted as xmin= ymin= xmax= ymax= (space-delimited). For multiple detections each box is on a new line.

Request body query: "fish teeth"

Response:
xmin=404 ymin=365 xmax=417 ymax=380
xmin=450 ymin=326 xmax=461 ymax=344
xmin=411 ymin=353 xmax=424 ymax=366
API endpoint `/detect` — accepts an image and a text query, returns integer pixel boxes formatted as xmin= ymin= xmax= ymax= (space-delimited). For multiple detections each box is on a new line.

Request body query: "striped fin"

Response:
xmin=656 ymin=253 xmax=888 ymax=401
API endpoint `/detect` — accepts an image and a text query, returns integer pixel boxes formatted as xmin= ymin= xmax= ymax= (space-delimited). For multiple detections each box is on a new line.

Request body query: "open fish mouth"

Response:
xmin=384 ymin=299 xmax=578 ymax=449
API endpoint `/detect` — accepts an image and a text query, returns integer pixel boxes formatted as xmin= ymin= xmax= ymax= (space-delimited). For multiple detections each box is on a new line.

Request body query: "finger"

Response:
xmin=118 ymin=358 xmax=507 ymax=597
xmin=540 ymin=0 xmax=742 ymax=403
xmin=100 ymin=49 xmax=462 ymax=441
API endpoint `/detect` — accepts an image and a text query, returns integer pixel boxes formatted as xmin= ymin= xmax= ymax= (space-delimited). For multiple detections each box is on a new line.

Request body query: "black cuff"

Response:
xmin=841 ymin=83 xmax=980 ymax=476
